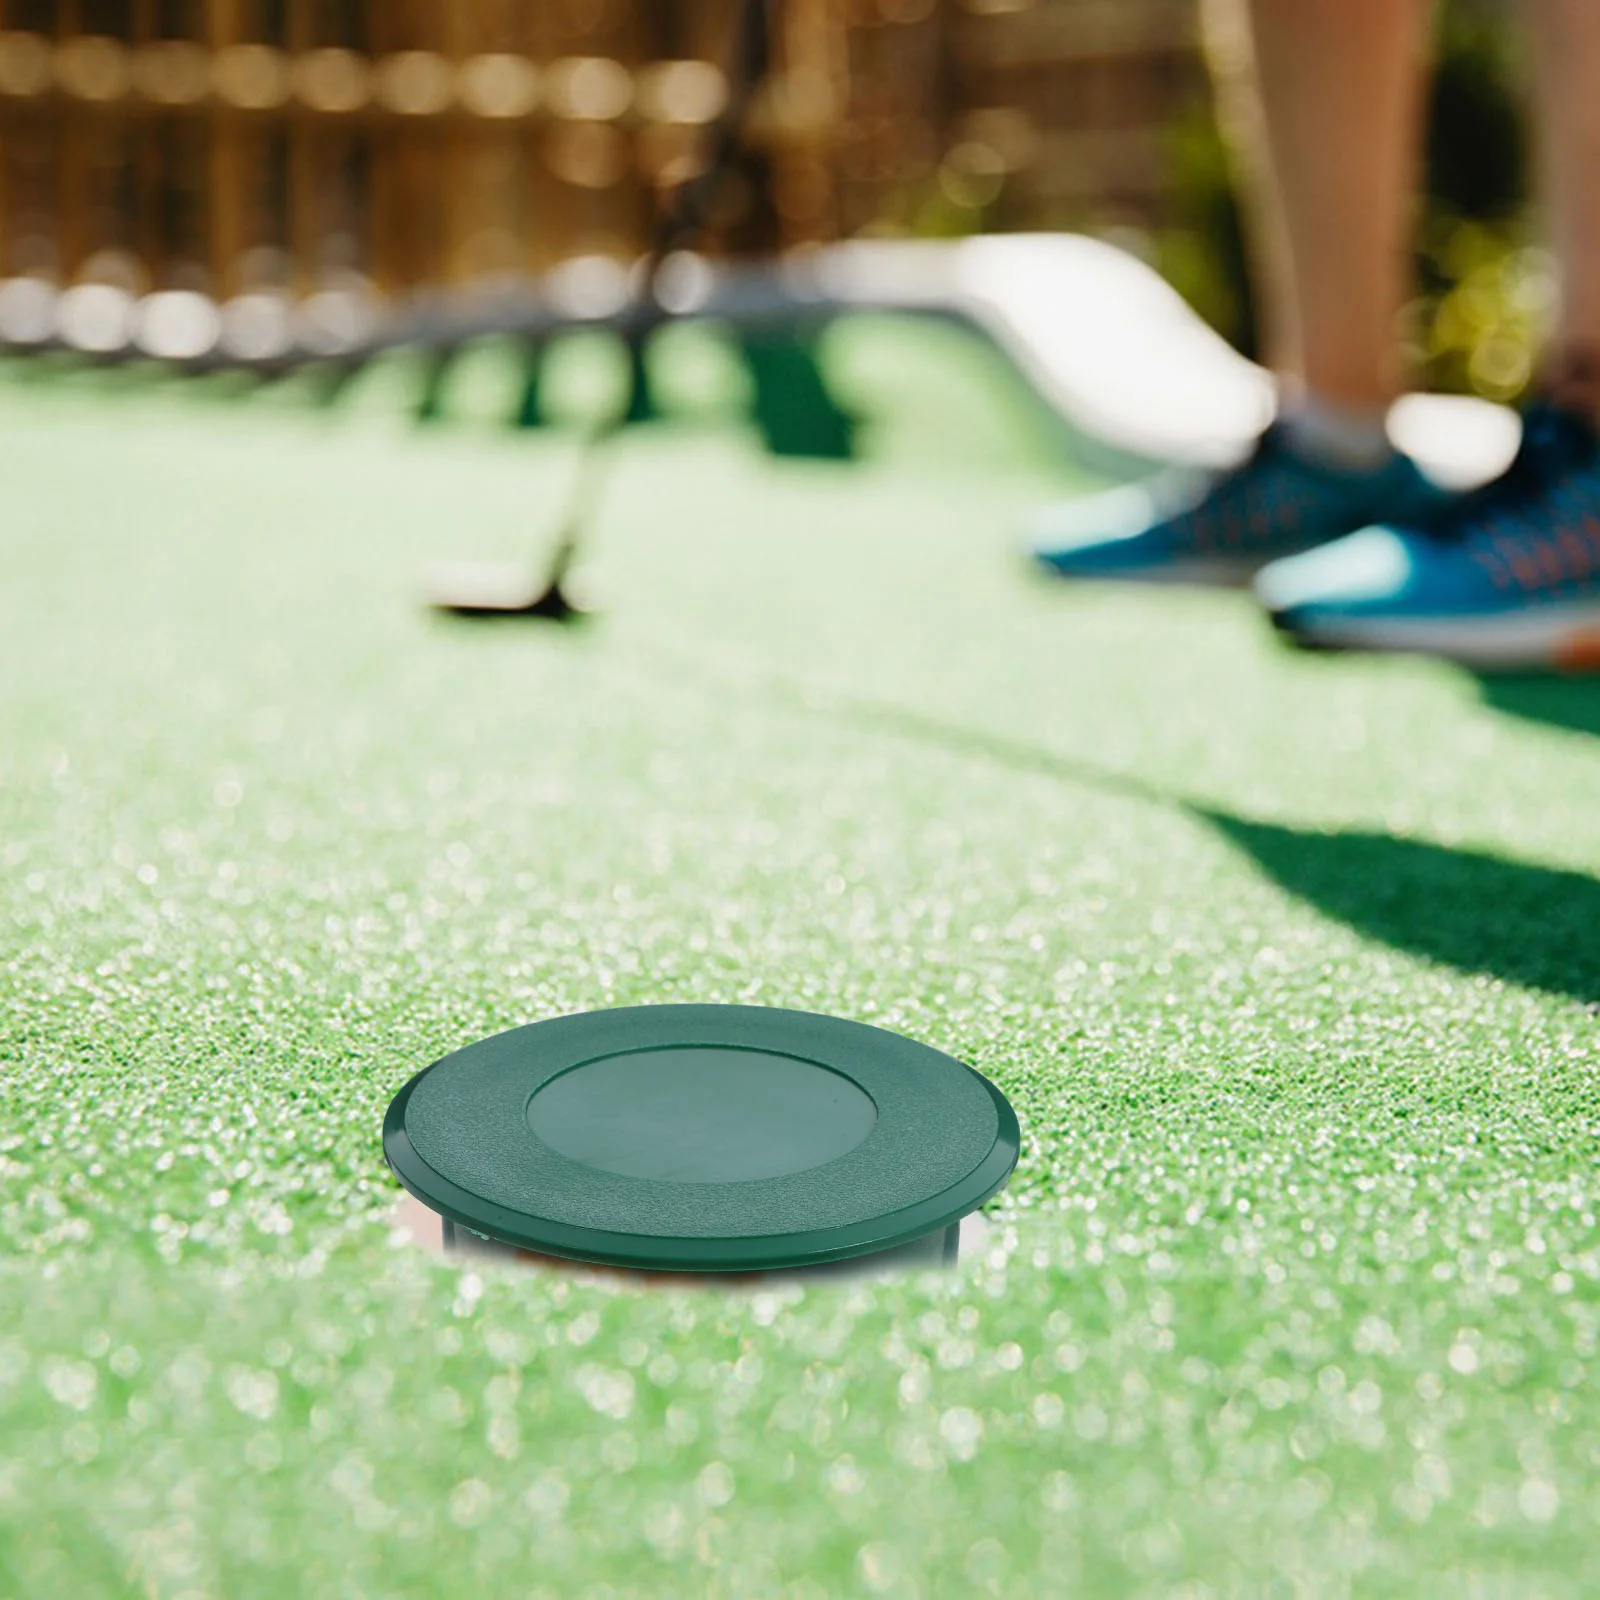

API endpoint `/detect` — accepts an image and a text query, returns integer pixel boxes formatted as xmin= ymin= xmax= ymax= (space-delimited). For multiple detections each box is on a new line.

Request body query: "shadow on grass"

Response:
xmin=809 ymin=695 xmax=1172 ymax=808
xmin=1476 ymin=674 xmax=1600 ymax=740
xmin=644 ymin=633 xmax=1600 ymax=1006
xmin=773 ymin=679 xmax=1600 ymax=1006
xmin=1199 ymin=810 xmax=1600 ymax=1006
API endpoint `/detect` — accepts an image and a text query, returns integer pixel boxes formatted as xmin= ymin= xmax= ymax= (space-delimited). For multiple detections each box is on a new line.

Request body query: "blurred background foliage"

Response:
xmin=1155 ymin=0 xmax=1544 ymax=401
xmin=0 ymin=0 xmax=1548 ymax=406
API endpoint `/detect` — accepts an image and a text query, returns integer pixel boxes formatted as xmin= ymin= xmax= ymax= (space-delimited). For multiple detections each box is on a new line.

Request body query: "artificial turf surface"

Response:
xmin=2 ymin=323 xmax=1599 ymax=1598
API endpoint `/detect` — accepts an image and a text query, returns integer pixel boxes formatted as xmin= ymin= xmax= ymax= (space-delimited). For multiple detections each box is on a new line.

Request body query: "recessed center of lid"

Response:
xmin=525 ymin=1045 xmax=878 ymax=1183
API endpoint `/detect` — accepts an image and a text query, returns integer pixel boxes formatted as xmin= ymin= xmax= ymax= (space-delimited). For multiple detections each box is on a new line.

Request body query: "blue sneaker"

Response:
xmin=1028 ymin=422 xmax=1453 ymax=586
xmin=1256 ymin=400 xmax=1600 ymax=669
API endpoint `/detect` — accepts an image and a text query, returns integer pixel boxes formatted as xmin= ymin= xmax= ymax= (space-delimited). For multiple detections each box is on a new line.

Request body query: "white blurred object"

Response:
xmin=294 ymin=287 xmax=380 ymax=355
xmin=219 ymin=292 xmax=294 ymax=361
xmin=653 ymin=250 xmax=715 ymax=315
xmin=132 ymin=290 xmax=222 ymax=360
xmin=55 ymin=282 xmax=135 ymax=353
xmin=1387 ymin=392 xmax=1521 ymax=489
xmin=421 ymin=561 xmax=541 ymax=612
xmin=807 ymin=232 xmax=1522 ymax=487
xmin=547 ymin=253 xmax=631 ymax=320
xmin=0 ymin=277 xmax=58 ymax=344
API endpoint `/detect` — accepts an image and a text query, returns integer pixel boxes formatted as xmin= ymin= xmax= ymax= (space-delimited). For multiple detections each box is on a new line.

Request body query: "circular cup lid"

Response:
xmin=384 ymin=1004 xmax=1019 ymax=1272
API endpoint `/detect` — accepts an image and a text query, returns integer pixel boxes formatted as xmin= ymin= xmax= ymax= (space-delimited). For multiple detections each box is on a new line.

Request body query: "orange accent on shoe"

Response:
xmin=1470 ymin=546 xmax=1511 ymax=589
xmin=1506 ymin=546 xmax=1543 ymax=590
xmin=1554 ymin=629 xmax=1600 ymax=671
xmin=1537 ymin=534 xmax=1567 ymax=587
xmin=1556 ymin=524 xmax=1591 ymax=579
xmin=1581 ymin=514 xmax=1600 ymax=575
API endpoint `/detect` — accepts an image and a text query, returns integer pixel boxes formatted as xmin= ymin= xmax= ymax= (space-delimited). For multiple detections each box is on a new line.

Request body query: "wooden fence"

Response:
xmin=0 ymin=1 xmax=1203 ymax=300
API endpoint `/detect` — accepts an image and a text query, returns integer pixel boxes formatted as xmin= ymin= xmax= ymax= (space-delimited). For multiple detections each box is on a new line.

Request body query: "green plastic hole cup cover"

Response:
xmin=383 ymin=1004 xmax=1020 ymax=1273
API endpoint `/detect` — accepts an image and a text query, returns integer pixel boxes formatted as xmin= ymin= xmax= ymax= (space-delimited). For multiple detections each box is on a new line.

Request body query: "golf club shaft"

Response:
xmin=535 ymin=0 xmax=775 ymax=588
xmin=543 ymin=413 xmax=627 ymax=585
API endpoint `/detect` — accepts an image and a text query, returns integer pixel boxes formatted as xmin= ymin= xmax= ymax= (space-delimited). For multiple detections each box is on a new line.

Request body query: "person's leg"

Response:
xmin=1030 ymin=0 xmax=1447 ymax=585
xmin=1528 ymin=0 xmax=1600 ymax=416
xmin=1216 ymin=0 xmax=1431 ymax=445
xmin=1255 ymin=0 xmax=1600 ymax=669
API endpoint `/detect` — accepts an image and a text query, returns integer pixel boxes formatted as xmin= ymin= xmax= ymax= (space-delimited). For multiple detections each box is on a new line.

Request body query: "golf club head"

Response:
xmin=423 ymin=560 xmax=590 ymax=623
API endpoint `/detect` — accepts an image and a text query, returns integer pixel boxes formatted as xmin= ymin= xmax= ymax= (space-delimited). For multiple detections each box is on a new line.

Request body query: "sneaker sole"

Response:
xmin=1271 ymin=601 xmax=1600 ymax=671
xmin=1034 ymin=554 xmax=1265 ymax=589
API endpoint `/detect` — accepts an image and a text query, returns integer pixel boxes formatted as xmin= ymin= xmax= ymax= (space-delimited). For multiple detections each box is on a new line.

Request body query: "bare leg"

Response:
xmin=1527 ymin=0 xmax=1600 ymax=416
xmin=1203 ymin=0 xmax=1430 ymax=417
xmin=1030 ymin=2 xmax=1446 ymax=581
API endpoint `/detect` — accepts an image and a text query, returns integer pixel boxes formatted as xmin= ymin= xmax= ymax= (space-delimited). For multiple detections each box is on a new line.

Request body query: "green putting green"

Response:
xmin=2 ymin=323 xmax=1599 ymax=1598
